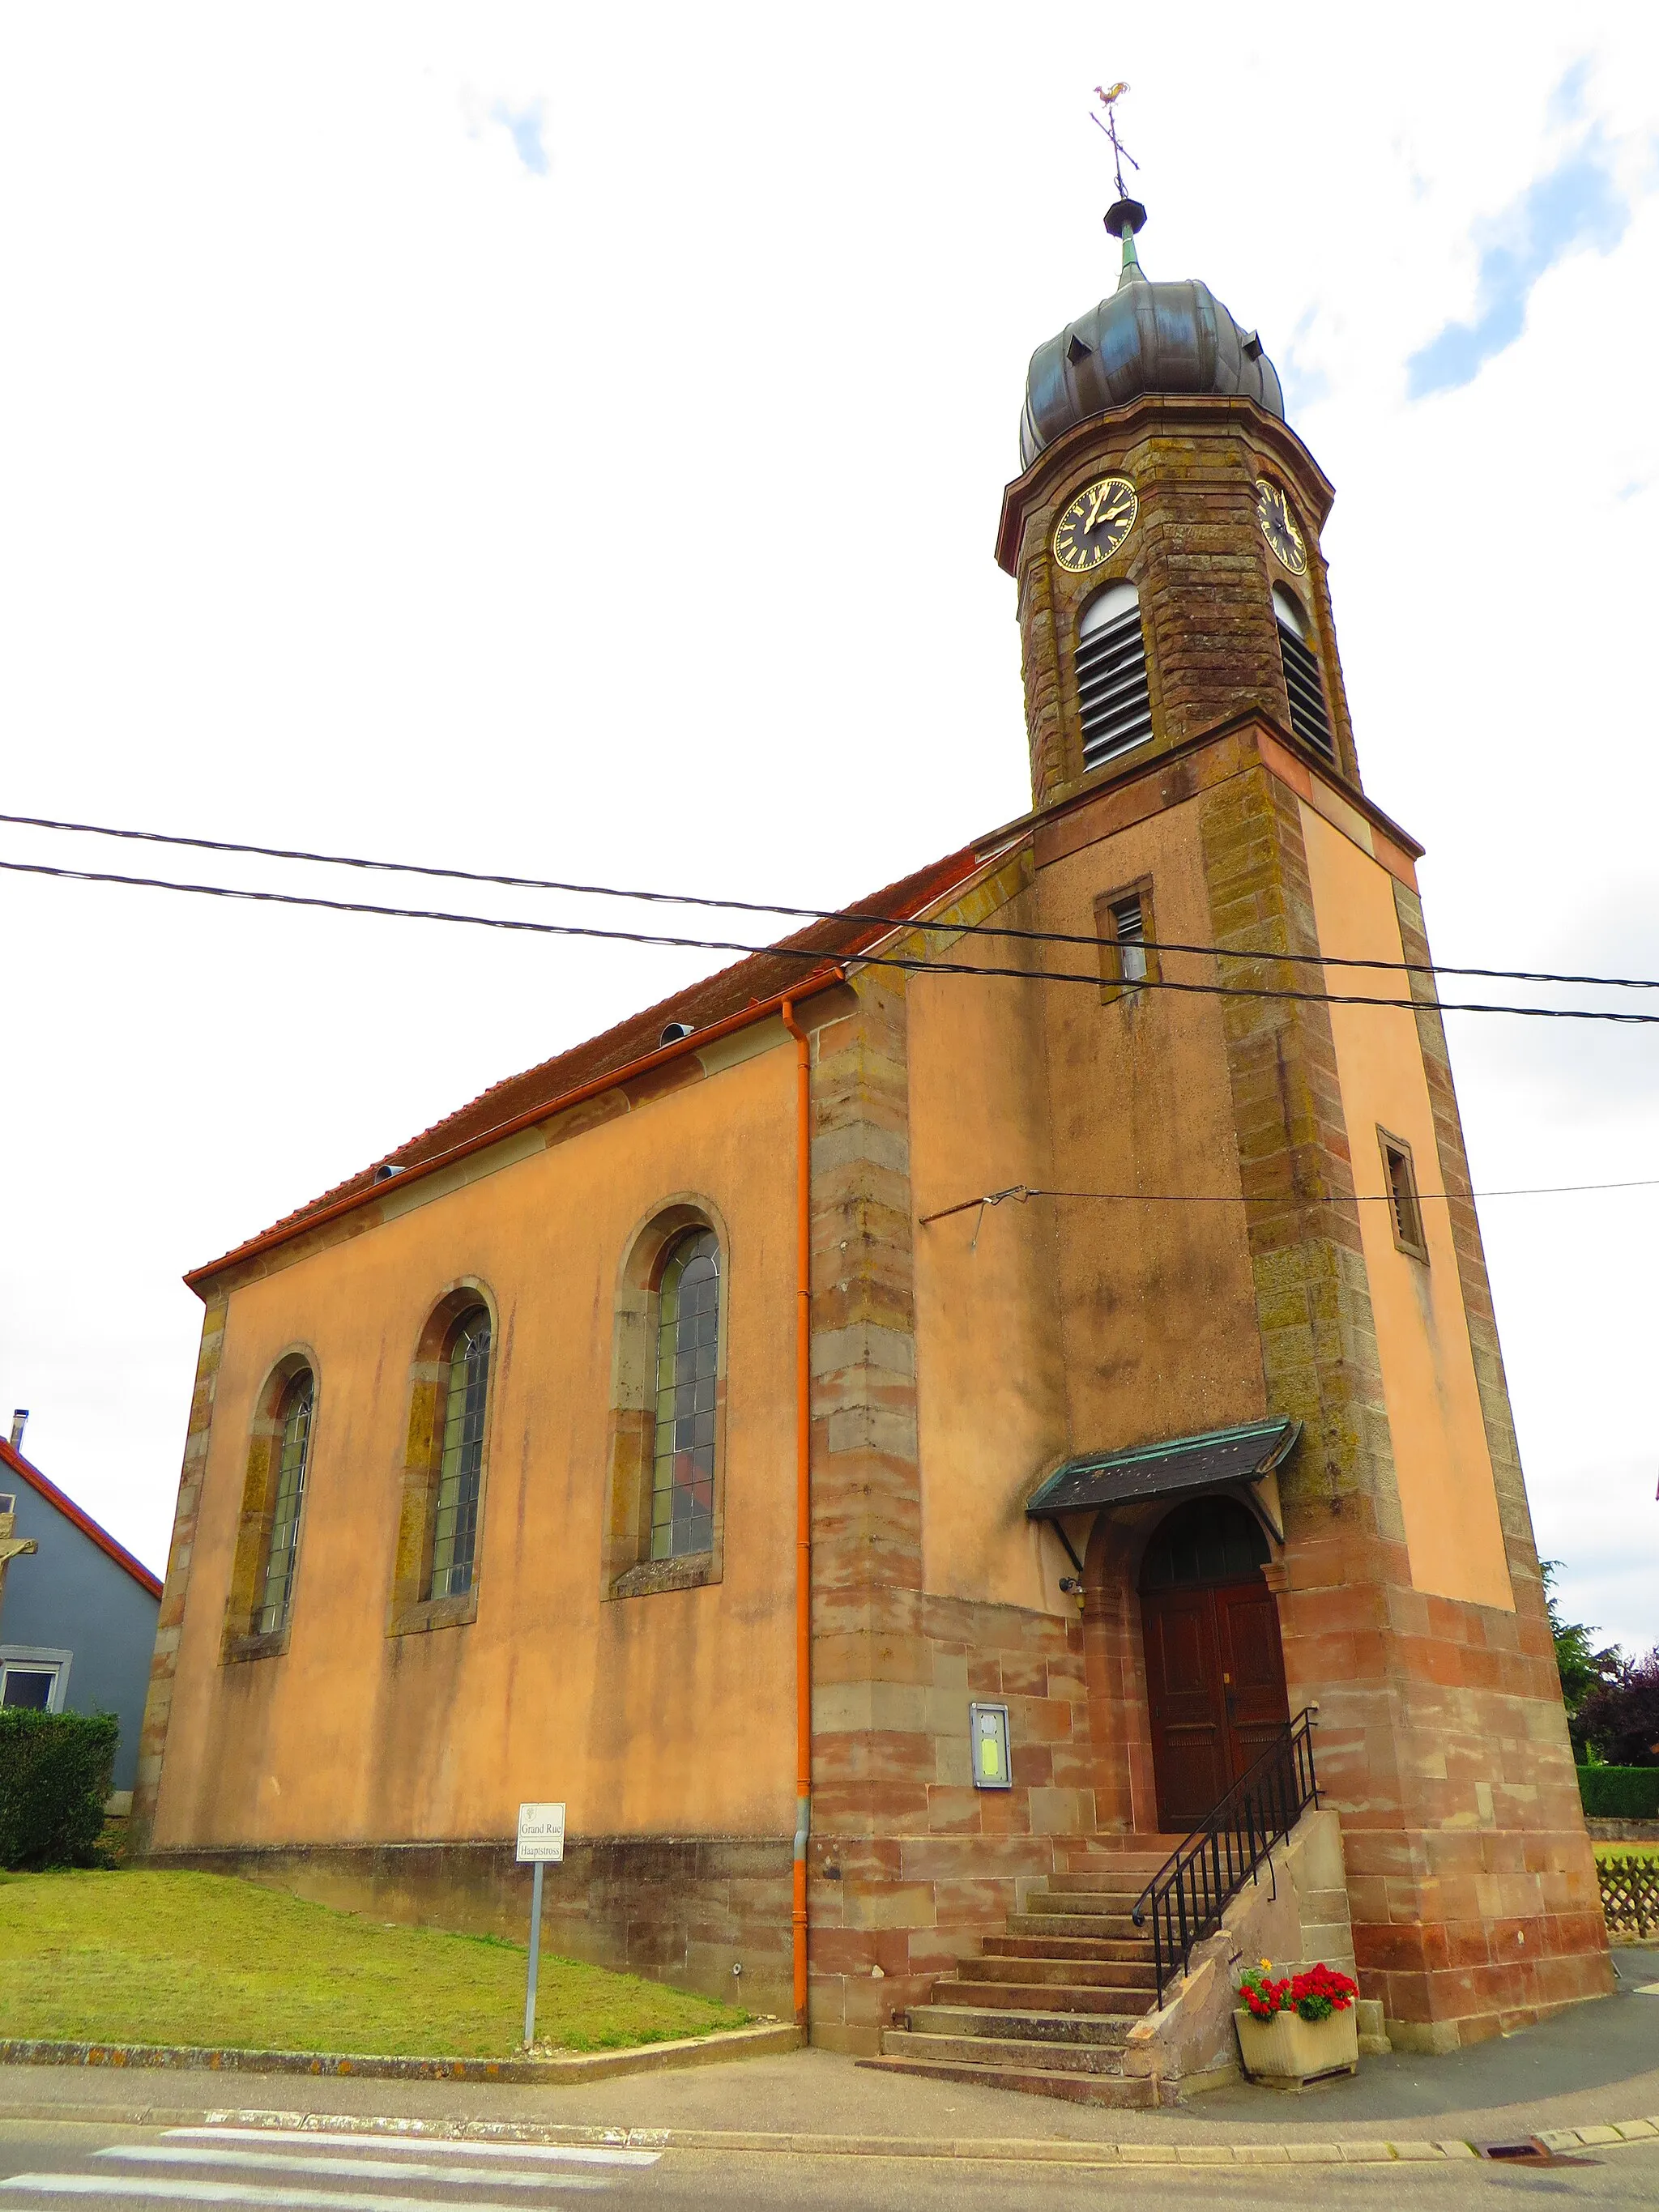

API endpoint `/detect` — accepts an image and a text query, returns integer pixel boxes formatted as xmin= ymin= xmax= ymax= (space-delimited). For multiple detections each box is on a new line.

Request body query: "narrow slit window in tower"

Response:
xmin=1076 ymin=582 xmax=1153 ymax=770
xmin=1273 ymin=586 xmax=1336 ymax=764
xmin=1379 ymin=1127 xmax=1428 ymax=1262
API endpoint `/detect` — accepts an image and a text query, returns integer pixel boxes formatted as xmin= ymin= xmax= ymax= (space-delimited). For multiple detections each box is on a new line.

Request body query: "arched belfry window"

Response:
xmin=652 ymin=1229 xmax=719 ymax=1560
xmin=253 ymin=1373 xmax=313 ymax=1634
xmin=1273 ymin=586 xmax=1336 ymax=764
xmin=429 ymin=1308 xmax=491 ymax=1599
xmin=1076 ymin=581 xmax=1154 ymax=772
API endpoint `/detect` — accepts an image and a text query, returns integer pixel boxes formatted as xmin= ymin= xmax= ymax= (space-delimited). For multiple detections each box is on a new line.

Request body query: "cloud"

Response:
xmin=1406 ymin=126 xmax=1628 ymax=399
xmin=490 ymin=98 xmax=548 ymax=177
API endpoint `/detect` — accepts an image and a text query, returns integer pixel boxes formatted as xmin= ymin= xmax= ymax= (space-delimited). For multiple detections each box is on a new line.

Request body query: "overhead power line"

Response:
xmin=1 ymin=808 xmax=1653 ymax=995
xmin=918 ymin=1179 xmax=1659 ymax=1227
xmin=6 ymin=853 xmax=1659 ymax=1025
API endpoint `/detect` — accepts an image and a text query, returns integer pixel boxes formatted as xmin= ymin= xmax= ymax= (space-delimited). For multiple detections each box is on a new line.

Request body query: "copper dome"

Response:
xmin=1019 ymin=207 xmax=1285 ymax=468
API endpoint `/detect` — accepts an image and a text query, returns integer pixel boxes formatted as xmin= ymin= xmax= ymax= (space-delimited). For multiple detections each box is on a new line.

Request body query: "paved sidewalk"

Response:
xmin=0 ymin=1949 xmax=1653 ymax=2159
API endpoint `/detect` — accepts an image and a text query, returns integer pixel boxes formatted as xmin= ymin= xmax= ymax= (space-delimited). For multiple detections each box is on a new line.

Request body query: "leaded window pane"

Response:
xmin=650 ymin=1230 xmax=719 ymax=1560
xmin=255 ymin=1378 xmax=313 ymax=1634
xmin=429 ymin=1311 xmax=491 ymax=1599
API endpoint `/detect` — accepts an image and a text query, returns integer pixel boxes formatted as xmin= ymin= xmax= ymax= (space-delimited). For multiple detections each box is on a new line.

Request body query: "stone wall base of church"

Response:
xmin=144 ymin=1836 xmax=795 ymax=2022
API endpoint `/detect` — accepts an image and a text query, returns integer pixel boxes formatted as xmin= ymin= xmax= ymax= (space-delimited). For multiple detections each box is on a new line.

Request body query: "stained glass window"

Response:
xmin=651 ymin=1229 xmax=719 ymax=1560
xmin=429 ymin=1310 xmax=491 ymax=1599
xmin=255 ymin=1375 xmax=313 ymax=1634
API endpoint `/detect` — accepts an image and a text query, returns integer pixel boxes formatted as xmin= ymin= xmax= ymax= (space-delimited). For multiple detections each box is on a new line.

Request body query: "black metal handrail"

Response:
xmin=1132 ymin=1707 xmax=1320 ymax=2008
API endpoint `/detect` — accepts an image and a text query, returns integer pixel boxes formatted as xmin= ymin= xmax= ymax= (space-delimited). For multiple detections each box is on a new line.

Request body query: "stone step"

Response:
xmin=881 ymin=2030 xmax=1131 ymax=2076
xmin=930 ymin=1977 xmax=1154 ymax=2017
xmin=1026 ymin=1888 xmax=1148 ymax=1915
xmin=1006 ymin=1910 xmax=1144 ymax=1941
xmin=855 ymin=2053 xmax=1157 ymax=2108
xmin=909 ymin=2003 xmax=1137 ymax=2046
xmin=1047 ymin=1864 xmax=1173 ymax=1895
xmin=957 ymin=1954 xmax=1157 ymax=1989
xmin=984 ymin=1932 xmax=1151 ymax=1963
xmin=1063 ymin=1835 xmax=1185 ymax=1860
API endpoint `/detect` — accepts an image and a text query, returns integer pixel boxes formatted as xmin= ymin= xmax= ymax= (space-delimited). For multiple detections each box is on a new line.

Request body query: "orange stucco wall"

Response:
xmin=1299 ymin=801 xmax=1513 ymax=1612
xmin=910 ymin=794 xmax=1267 ymax=1612
xmin=151 ymin=1042 xmax=800 ymax=1852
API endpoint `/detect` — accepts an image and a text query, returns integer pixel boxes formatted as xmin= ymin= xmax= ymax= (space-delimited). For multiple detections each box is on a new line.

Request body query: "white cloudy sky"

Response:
xmin=1 ymin=5 xmax=1655 ymax=1654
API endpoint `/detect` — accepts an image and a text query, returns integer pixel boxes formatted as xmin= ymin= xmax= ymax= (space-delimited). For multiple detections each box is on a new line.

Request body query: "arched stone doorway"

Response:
xmin=1139 ymin=1494 xmax=1290 ymax=1831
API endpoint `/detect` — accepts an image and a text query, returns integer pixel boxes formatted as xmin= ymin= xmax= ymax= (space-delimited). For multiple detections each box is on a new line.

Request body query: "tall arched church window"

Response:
xmin=652 ymin=1229 xmax=719 ymax=1560
xmin=429 ymin=1309 xmax=491 ymax=1599
xmin=254 ymin=1374 xmax=313 ymax=1634
xmin=1076 ymin=582 xmax=1153 ymax=771
xmin=1272 ymin=586 xmax=1335 ymax=764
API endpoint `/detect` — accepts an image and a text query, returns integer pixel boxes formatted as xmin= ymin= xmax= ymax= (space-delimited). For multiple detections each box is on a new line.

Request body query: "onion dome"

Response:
xmin=1019 ymin=200 xmax=1285 ymax=469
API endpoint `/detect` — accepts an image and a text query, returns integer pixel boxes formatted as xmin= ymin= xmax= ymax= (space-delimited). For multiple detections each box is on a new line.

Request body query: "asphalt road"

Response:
xmin=1 ymin=2120 xmax=1657 ymax=2212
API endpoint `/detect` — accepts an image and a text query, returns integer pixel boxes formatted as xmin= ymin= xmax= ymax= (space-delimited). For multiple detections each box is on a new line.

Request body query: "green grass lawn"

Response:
xmin=1595 ymin=1840 xmax=1659 ymax=1860
xmin=0 ymin=1870 xmax=749 ymax=2058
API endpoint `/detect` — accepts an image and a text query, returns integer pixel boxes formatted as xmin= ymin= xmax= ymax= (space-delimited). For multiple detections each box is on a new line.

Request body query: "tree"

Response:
xmin=1542 ymin=1562 xmax=1623 ymax=1731
xmin=1548 ymin=1557 xmax=1627 ymax=1707
xmin=1576 ymin=1649 xmax=1659 ymax=1768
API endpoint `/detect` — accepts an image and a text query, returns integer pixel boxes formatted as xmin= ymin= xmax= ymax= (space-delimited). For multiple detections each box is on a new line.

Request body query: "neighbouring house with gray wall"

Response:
xmin=0 ymin=1426 xmax=162 ymax=1798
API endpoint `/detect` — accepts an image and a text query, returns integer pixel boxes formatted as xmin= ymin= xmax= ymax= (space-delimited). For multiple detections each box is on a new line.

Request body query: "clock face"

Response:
xmin=1052 ymin=475 xmax=1137 ymax=574
xmin=1256 ymin=478 xmax=1308 ymax=574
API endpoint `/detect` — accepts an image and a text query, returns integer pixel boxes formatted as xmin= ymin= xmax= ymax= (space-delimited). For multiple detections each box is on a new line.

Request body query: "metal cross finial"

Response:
xmin=1091 ymin=81 xmax=1139 ymax=202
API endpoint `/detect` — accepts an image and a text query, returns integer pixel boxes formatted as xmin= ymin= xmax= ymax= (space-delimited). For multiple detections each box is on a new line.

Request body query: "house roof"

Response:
xmin=0 ymin=1436 xmax=164 ymax=1600
xmin=187 ymin=842 xmax=988 ymax=1289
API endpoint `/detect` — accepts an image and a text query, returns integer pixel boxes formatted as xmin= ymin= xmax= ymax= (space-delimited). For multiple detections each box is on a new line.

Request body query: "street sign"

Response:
xmin=516 ymin=1802 xmax=565 ymax=1863
xmin=516 ymin=1803 xmax=565 ymax=2049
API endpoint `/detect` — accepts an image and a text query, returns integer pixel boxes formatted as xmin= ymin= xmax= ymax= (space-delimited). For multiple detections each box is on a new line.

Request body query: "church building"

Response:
xmin=134 ymin=190 xmax=1610 ymax=2088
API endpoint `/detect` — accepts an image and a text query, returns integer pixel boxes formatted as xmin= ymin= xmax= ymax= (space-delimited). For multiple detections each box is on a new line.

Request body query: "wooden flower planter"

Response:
xmin=1235 ymin=2003 xmax=1359 ymax=2089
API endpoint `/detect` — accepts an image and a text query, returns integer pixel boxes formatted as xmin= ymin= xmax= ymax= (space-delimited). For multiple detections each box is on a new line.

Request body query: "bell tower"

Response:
xmin=975 ymin=129 xmax=1614 ymax=2057
xmin=996 ymin=198 xmax=1362 ymax=814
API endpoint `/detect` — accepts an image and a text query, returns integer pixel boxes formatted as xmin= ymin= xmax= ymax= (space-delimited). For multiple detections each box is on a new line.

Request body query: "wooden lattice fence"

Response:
xmin=1598 ymin=1853 xmax=1659 ymax=1939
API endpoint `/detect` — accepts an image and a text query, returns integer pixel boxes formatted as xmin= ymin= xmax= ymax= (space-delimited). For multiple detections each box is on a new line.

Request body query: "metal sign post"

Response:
xmin=515 ymin=1802 xmax=565 ymax=2048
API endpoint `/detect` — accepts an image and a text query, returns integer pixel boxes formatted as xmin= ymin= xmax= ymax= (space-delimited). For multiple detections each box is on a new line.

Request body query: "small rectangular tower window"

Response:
xmin=1379 ymin=1127 xmax=1428 ymax=1261
xmin=1096 ymin=882 xmax=1158 ymax=1001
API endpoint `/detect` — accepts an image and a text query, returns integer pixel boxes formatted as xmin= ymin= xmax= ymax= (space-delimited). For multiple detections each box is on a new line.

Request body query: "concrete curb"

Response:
xmin=0 ymin=2024 xmax=800 ymax=2087
xmin=0 ymin=2101 xmax=1656 ymax=2167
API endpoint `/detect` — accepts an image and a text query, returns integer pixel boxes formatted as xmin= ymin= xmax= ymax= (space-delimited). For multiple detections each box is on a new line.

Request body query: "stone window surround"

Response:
xmin=602 ymin=1195 xmax=731 ymax=1603
xmin=1094 ymin=873 xmax=1160 ymax=1001
xmin=1377 ymin=1124 xmax=1430 ymax=1265
xmin=220 ymin=1346 xmax=319 ymax=1665
xmin=386 ymin=1279 xmax=501 ymax=1639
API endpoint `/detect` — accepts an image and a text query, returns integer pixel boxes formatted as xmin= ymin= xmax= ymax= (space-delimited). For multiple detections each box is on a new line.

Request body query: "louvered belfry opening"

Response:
xmin=1272 ymin=586 xmax=1336 ymax=763
xmin=1075 ymin=582 xmax=1153 ymax=772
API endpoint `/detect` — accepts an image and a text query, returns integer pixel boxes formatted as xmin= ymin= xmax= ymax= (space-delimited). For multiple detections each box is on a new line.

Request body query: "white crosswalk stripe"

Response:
xmin=0 ymin=2180 xmax=591 ymax=2212
xmin=164 ymin=2137 xmax=657 ymax=2172
xmin=2 ymin=2116 xmax=660 ymax=2210
xmin=95 ymin=2153 xmax=608 ymax=2193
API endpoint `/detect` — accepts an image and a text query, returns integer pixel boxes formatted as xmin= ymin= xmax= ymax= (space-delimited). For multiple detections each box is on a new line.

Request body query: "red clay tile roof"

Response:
xmin=0 ymin=1436 xmax=164 ymax=1598
xmin=190 ymin=842 xmax=984 ymax=1285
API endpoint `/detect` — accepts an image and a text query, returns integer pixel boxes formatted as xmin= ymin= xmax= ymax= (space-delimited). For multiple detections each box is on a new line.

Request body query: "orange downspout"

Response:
xmin=781 ymin=998 xmax=812 ymax=2028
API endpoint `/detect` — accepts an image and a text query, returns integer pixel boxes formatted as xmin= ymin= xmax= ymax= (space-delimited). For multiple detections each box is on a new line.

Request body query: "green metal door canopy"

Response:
xmin=1024 ymin=1417 xmax=1300 ymax=1541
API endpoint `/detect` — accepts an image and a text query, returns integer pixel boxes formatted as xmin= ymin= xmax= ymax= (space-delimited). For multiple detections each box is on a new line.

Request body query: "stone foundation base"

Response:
xmin=145 ymin=1836 xmax=794 ymax=2019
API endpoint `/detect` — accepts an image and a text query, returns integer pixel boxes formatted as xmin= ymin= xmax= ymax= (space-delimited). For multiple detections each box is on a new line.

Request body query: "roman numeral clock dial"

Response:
xmin=1255 ymin=477 xmax=1308 ymax=573
xmin=1052 ymin=475 xmax=1137 ymax=574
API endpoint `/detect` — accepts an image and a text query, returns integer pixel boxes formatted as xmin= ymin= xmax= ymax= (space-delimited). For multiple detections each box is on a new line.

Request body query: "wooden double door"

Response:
xmin=1141 ymin=1575 xmax=1290 ymax=1832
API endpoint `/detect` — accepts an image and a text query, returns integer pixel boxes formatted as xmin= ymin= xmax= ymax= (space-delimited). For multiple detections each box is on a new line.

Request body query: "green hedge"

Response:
xmin=0 ymin=1711 xmax=119 ymax=1869
xmin=1577 ymin=1765 xmax=1659 ymax=1821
